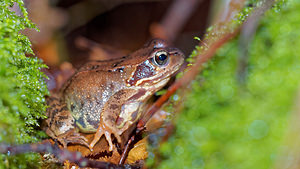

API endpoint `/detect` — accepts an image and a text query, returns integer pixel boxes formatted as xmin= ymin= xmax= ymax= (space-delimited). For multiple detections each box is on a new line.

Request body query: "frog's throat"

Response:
xmin=116 ymin=78 xmax=169 ymax=130
xmin=76 ymin=121 xmax=97 ymax=133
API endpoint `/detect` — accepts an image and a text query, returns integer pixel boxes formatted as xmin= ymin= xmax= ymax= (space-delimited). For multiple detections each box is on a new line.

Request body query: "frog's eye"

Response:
xmin=154 ymin=50 xmax=169 ymax=66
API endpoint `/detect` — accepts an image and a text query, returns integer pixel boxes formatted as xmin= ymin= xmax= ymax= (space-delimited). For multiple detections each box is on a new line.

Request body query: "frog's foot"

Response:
xmin=57 ymin=130 xmax=89 ymax=149
xmin=89 ymin=123 xmax=122 ymax=151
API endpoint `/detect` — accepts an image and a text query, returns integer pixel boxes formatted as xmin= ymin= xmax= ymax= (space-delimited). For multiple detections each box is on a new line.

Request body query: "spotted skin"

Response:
xmin=44 ymin=39 xmax=185 ymax=152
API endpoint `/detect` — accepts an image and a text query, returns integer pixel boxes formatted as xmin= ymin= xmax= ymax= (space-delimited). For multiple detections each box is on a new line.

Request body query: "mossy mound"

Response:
xmin=0 ymin=1 xmax=48 ymax=168
xmin=158 ymin=1 xmax=300 ymax=169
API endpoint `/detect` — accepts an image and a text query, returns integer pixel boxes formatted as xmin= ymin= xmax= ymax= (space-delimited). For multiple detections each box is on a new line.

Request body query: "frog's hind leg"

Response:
xmin=89 ymin=122 xmax=122 ymax=151
xmin=44 ymin=96 xmax=90 ymax=149
xmin=58 ymin=129 xmax=90 ymax=148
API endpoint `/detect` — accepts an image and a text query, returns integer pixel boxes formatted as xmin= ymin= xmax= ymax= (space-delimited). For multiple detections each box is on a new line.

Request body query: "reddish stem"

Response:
xmin=137 ymin=29 xmax=239 ymax=130
xmin=119 ymin=29 xmax=239 ymax=165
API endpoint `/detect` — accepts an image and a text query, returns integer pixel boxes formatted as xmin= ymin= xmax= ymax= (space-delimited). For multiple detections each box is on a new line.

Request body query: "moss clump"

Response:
xmin=0 ymin=0 xmax=48 ymax=168
xmin=158 ymin=0 xmax=300 ymax=169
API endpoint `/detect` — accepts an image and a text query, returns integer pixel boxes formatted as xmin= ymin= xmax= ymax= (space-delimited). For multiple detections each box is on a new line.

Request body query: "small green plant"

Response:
xmin=0 ymin=0 xmax=48 ymax=168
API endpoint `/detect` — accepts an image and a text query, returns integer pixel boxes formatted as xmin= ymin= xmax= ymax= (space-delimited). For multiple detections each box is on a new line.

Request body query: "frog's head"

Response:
xmin=126 ymin=39 xmax=185 ymax=89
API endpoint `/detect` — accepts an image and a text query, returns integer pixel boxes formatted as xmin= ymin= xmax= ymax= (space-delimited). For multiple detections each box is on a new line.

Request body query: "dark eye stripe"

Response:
xmin=126 ymin=60 xmax=155 ymax=86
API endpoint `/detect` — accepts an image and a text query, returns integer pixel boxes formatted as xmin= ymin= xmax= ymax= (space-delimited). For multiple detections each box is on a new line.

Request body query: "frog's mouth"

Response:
xmin=132 ymin=76 xmax=166 ymax=89
xmin=134 ymin=68 xmax=179 ymax=88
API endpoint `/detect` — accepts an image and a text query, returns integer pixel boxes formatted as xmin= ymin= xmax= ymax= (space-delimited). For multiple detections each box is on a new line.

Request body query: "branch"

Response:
xmin=120 ymin=0 xmax=270 ymax=164
xmin=137 ymin=29 xmax=239 ymax=131
xmin=237 ymin=0 xmax=276 ymax=84
xmin=150 ymin=0 xmax=203 ymax=42
xmin=118 ymin=28 xmax=239 ymax=165
xmin=0 ymin=141 xmax=137 ymax=169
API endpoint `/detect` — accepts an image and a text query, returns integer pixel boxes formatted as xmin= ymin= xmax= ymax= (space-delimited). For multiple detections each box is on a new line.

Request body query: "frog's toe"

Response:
xmin=104 ymin=131 xmax=114 ymax=151
xmin=56 ymin=137 xmax=68 ymax=148
xmin=66 ymin=135 xmax=89 ymax=148
xmin=89 ymin=125 xmax=105 ymax=150
xmin=60 ymin=132 xmax=89 ymax=149
xmin=89 ymin=123 xmax=118 ymax=152
xmin=115 ymin=133 xmax=122 ymax=145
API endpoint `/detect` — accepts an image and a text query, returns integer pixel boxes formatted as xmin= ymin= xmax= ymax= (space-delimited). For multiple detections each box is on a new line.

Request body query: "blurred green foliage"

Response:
xmin=157 ymin=0 xmax=300 ymax=169
xmin=0 ymin=0 xmax=48 ymax=168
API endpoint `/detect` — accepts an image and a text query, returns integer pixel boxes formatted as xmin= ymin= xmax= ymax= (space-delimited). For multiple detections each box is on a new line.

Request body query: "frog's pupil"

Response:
xmin=159 ymin=54 xmax=167 ymax=61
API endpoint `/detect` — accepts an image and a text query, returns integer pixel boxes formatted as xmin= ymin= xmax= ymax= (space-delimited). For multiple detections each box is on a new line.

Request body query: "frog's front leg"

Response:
xmin=44 ymin=96 xmax=89 ymax=148
xmin=89 ymin=90 xmax=142 ymax=151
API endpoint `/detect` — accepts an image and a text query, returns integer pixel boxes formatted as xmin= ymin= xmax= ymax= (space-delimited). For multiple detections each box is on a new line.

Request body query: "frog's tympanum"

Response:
xmin=44 ymin=39 xmax=185 ymax=152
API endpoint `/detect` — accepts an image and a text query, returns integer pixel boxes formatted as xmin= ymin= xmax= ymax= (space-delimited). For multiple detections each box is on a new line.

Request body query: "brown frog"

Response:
xmin=44 ymin=39 xmax=185 ymax=152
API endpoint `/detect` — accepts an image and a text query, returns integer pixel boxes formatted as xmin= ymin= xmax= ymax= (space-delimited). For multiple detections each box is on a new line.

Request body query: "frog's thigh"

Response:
xmin=102 ymin=89 xmax=143 ymax=125
xmin=47 ymin=100 xmax=75 ymax=137
xmin=117 ymin=101 xmax=141 ymax=127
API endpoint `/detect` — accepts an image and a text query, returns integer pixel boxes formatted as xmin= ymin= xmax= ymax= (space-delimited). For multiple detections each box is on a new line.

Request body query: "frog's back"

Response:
xmin=76 ymin=40 xmax=159 ymax=73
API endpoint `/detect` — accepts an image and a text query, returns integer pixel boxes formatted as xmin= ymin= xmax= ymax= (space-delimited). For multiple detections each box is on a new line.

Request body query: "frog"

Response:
xmin=43 ymin=39 xmax=185 ymax=152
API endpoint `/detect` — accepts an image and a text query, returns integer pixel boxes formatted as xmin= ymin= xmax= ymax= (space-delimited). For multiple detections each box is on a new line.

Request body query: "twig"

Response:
xmin=273 ymin=87 xmax=300 ymax=169
xmin=119 ymin=134 xmax=136 ymax=165
xmin=118 ymin=28 xmax=240 ymax=164
xmin=237 ymin=0 xmax=275 ymax=84
xmin=0 ymin=141 xmax=137 ymax=169
xmin=150 ymin=0 xmax=203 ymax=42
xmin=120 ymin=0 xmax=277 ymax=163
xmin=138 ymin=29 xmax=239 ymax=131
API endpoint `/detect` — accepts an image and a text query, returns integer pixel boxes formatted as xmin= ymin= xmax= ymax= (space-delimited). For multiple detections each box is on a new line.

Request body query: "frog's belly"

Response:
xmin=77 ymin=105 xmax=102 ymax=133
xmin=67 ymin=98 xmax=102 ymax=133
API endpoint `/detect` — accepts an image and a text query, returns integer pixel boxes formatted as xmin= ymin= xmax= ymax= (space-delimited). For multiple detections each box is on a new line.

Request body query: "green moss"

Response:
xmin=0 ymin=0 xmax=48 ymax=168
xmin=158 ymin=0 xmax=299 ymax=169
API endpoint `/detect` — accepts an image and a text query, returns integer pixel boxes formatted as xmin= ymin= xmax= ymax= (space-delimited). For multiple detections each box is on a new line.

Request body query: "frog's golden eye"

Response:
xmin=154 ymin=50 xmax=169 ymax=66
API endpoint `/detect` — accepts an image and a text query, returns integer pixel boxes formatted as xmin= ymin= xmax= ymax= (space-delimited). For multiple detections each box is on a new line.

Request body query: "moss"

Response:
xmin=158 ymin=0 xmax=300 ymax=169
xmin=0 ymin=0 xmax=48 ymax=168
